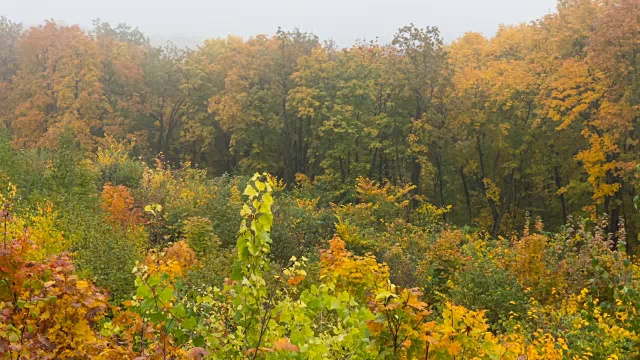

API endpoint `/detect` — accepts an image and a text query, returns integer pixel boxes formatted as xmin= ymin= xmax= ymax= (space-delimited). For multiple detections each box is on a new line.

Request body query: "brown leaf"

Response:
xmin=186 ymin=347 xmax=210 ymax=360
xmin=0 ymin=338 xmax=8 ymax=353
xmin=37 ymin=334 xmax=54 ymax=350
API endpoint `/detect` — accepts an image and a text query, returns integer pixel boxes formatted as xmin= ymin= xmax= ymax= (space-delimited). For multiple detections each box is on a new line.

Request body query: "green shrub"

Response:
xmin=450 ymin=256 xmax=529 ymax=328
xmin=270 ymin=194 xmax=334 ymax=265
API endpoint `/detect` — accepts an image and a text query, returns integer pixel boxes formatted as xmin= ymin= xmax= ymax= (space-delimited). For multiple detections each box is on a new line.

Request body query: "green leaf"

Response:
xmin=149 ymin=311 xmax=166 ymax=323
xmin=237 ymin=236 xmax=248 ymax=260
xmin=147 ymin=275 xmax=162 ymax=287
xmin=8 ymin=333 xmax=19 ymax=343
xmin=330 ymin=298 xmax=341 ymax=310
xmin=375 ymin=291 xmax=396 ymax=301
xmin=158 ymin=287 xmax=174 ymax=303
xmin=307 ymin=296 xmax=322 ymax=310
xmin=140 ymin=298 xmax=154 ymax=312
xmin=193 ymin=336 xmax=205 ymax=347
xmin=231 ymin=261 xmax=244 ymax=281
xmin=182 ymin=316 xmax=197 ymax=330
xmin=171 ymin=303 xmax=187 ymax=318
xmin=136 ymin=284 xmax=152 ymax=299
xmin=248 ymin=238 xmax=259 ymax=255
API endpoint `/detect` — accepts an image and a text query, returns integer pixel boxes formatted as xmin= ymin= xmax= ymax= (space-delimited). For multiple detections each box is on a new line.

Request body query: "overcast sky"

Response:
xmin=3 ymin=0 xmax=558 ymax=47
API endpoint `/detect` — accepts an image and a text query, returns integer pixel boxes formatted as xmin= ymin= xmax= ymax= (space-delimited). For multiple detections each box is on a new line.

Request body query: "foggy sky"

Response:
xmin=3 ymin=0 xmax=557 ymax=47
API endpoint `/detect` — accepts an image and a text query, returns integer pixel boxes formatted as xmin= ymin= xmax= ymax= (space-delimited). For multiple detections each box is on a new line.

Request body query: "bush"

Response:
xmin=92 ymin=138 xmax=145 ymax=188
xmin=450 ymin=255 xmax=529 ymax=328
xmin=68 ymin=210 xmax=146 ymax=301
xmin=270 ymin=194 xmax=334 ymax=265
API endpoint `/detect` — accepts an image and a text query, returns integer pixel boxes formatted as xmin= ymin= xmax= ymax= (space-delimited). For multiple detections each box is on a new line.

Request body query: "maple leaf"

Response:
xmin=447 ymin=341 xmax=462 ymax=356
xmin=287 ymin=275 xmax=305 ymax=286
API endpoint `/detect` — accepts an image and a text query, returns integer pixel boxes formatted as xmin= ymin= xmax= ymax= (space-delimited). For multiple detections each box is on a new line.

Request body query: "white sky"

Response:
xmin=2 ymin=0 xmax=558 ymax=47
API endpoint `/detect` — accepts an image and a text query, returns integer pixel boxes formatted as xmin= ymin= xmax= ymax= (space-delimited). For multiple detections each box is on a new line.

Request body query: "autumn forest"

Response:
xmin=1 ymin=0 xmax=640 ymax=358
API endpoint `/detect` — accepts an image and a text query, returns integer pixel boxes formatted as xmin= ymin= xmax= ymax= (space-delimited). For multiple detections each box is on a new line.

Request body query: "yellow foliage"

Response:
xmin=320 ymin=235 xmax=390 ymax=298
xmin=140 ymin=161 xmax=217 ymax=212
xmin=0 ymin=234 xmax=113 ymax=359
xmin=0 ymin=191 xmax=69 ymax=262
xmin=511 ymin=233 xmax=566 ymax=301
xmin=575 ymin=133 xmax=621 ymax=204
xmin=545 ymin=58 xmax=605 ymax=130
xmin=25 ymin=201 xmax=70 ymax=261
xmin=482 ymin=178 xmax=501 ymax=204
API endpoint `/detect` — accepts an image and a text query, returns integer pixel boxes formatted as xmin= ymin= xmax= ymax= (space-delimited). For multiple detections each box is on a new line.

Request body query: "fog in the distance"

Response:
xmin=3 ymin=0 xmax=557 ymax=47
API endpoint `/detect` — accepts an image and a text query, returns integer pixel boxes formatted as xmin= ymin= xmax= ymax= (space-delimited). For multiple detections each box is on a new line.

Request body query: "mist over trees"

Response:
xmin=1 ymin=1 xmax=640 ymax=358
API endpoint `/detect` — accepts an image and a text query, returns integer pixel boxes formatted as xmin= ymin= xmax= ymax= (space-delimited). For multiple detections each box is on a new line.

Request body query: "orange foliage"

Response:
xmin=142 ymin=240 xmax=198 ymax=280
xmin=10 ymin=21 xmax=106 ymax=149
xmin=0 ymin=235 xmax=113 ymax=359
xmin=101 ymin=183 xmax=142 ymax=229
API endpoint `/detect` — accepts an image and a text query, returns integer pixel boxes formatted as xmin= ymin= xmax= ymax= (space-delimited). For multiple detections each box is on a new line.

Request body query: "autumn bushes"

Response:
xmin=2 ymin=134 xmax=640 ymax=358
xmin=0 ymin=234 xmax=112 ymax=359
xmin=422 ymin=219 xmax=640 ymax=358
xmin=328 ymin=172 xmax=640 ymax=358
xmin=0 ymin=135 xmax=336 ymax=297
xmin=1 ymin=161 xmax=639 ymax=358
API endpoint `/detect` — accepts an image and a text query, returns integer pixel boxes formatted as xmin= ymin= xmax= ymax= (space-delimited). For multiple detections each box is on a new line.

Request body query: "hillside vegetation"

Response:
xmin=1 ymin=0 xmax=640 ymax=359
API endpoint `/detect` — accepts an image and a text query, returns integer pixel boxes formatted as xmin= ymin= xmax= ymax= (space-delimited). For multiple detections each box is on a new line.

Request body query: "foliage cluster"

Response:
xmin=1 ymin=1 xmax=640 ymax=359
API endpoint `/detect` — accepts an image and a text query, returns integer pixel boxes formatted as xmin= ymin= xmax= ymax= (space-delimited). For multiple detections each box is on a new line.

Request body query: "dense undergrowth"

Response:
xmin=1 ymin=138 xmax=639 ymax=359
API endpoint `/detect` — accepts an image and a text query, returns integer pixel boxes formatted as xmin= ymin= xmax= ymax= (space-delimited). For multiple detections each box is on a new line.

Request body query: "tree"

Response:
xmin=208 ymin=35 xmax=283 ymax=173
xmin=92 ymin=20 xmax=149 ymax=140
xmin=179 ymin=39 xmax=229 ymax=171
xmin=0 ymin=17 xmax=22 ymax=127
xmin=392 ymin=24 xmax=446 ymax=199
xmin=141 ymin=42 xmax=190 ymax=159
xmin=9 ymin=21 xmax=106 ymax=148
xmin=0 ymin=16 xmax=21 ymax=85
xmin=275 ymin=28 xmax=318 ymax=183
